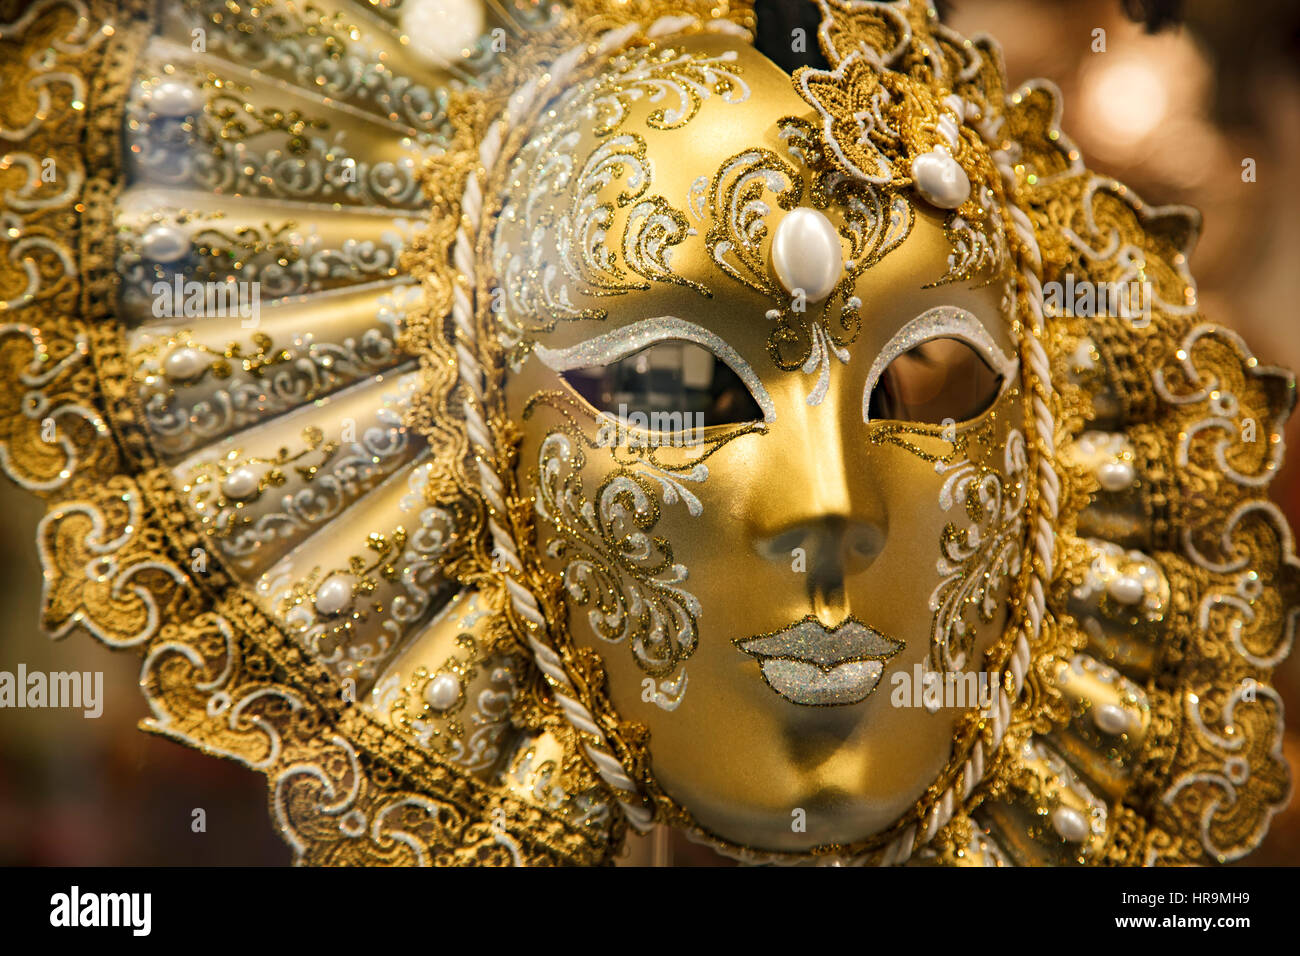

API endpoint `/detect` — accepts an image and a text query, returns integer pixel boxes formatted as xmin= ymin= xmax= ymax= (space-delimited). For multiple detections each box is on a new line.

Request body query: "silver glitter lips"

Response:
xmin=733 ymin=617 xmax=904 ymax=706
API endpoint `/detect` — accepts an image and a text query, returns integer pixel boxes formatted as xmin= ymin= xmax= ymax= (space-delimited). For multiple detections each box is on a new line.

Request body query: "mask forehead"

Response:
xmin=490 ymin=32 xmax=1016 ymax=403
xmin=491 ymin=33 xmax=796 ymax=356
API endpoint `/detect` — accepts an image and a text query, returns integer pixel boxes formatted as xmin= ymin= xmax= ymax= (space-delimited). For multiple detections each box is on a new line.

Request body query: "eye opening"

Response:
xmin=866 ymin=335 xmax=1007 ymax=426
xmin=862 ymin=306 xmax=1018 ymax=427
xmin=559 ymin=338 xmax=766 ymax=431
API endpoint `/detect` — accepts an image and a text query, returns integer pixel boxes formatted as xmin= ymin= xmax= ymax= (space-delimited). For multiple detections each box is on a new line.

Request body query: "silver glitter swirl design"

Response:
xmin=532 ymin=315 xmax=777 ymax=424
xmin=861 ymin=305 xmax=1019 ymax=424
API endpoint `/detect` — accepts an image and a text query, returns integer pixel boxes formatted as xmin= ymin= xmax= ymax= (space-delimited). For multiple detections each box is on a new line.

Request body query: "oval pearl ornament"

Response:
xmin=147 ymin=79 xmax=201 ymax=118
xmin=910 ymin=147 xmax=971 ymax=209
xmin=141 ymin=223 xmax=190 ymax=263
xmin=314 ymin=574 xmax=356 ymax=617
xmin=400 ymin=0 xmax=485 ymax=69
xmin=163 ymin=347 xmax=207 ymax=382
xmin=1093 ymin=702 xmax=1131 ymax=736
xmin=1096 ymin=460 xmax=1135 ymax=492
xmin=770 ymin=206 xmax=843 ymax=302
xmin=1051 ymin=806 xmax=1090 ymax=843
xmin=221 ymin=466 xmax=260 ymax=501
xmin=1107 ymin=574 xmax=1144 ymax=605
xmin=424 ymin=673 xmax=462 ymax=712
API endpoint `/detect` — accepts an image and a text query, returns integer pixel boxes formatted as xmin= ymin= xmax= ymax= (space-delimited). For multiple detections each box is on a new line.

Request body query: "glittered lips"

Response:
xmin=734 ymin=617 xmax=904 ymax=706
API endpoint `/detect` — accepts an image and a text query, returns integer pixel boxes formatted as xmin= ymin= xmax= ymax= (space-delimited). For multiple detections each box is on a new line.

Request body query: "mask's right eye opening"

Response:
xmin=560 ymin=340 xmax=765 ymax=428
xmin=866 ymin=336 xmax=1005 ymax=425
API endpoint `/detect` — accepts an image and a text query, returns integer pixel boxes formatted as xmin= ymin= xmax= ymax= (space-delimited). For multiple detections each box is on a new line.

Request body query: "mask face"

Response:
xmin=495 ymin=34 xmax=1028 ymax=849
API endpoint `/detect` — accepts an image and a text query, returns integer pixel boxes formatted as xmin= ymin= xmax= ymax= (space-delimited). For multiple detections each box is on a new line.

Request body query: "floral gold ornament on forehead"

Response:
xmin=2 ymin=0 xmax=1295 ymax=866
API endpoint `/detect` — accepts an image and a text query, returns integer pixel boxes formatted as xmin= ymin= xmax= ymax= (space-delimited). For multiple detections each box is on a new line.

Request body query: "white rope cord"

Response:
xmin=449 ymin=18 xmax=722 ymax=834
xmin=876 ymin=120 xmax=1060 ymax=866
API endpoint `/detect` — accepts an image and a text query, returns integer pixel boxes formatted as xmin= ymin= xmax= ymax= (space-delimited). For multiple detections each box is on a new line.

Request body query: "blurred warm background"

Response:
xmin=1 ymin=0 xmax=1297 ymax=866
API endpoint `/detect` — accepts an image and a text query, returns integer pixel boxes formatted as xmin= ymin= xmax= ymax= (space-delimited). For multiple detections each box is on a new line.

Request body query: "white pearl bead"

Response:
xmin=1107 ymin=574 xmax=1144 ymax=605
xmin=401 ymin=0 xmax=485 ymax=69
xmin=1097 ymin=460 xmax=1134 ymax=492
xmin=147 ymin=79 xmax=201 ymax=118
xmin=141 ymin=223 xmax=190 ymax=263
xmin=163 ymin=347 xmax=207 ymax=382
xmin=313 ymin=575 xmax=355 ymax=616
xmin=1093 ymin=703 xmax=1131 ymax=735
xmin=910 ymin=148 xmax=971 ymax=209
xmin=221 ymin=466 xmax=259 ymax=501
xmin=770 ymin=206 xmax=843 ymax=302
xmin=1051 ymin=806 xmax=1090 ymax=843
xmin=423 ymin=673 xmax=462 ymax=711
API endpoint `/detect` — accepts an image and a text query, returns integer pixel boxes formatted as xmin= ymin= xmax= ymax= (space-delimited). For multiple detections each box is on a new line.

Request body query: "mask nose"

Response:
xmin=750 ymin=374 xmax=889 ymax=621
xmin=755 ymin=515 xmax=887 ymax=620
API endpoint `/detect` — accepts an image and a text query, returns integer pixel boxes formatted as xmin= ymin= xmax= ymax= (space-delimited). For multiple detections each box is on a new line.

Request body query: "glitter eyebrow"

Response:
xmin=531 ymin=315 xmax=779 ymax=424
xmin=861 ymin=305 xmax=1020 ymax=424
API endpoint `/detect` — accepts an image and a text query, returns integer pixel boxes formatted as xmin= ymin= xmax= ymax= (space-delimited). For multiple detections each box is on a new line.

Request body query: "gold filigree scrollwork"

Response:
xmin=697 ymin=127 xmax=912 ymax=386
xmin=38 ymin=476 xmax=203 ymax=647
xmin=532 ymin=429 xmax=701 ymax=679
xmin=492 ymin=43 xmax=741 ymax=348
xmin=1152 ymin=684 xmax=1290 ymax=864
xmin=792 ymin=50 xmax=1007 ymax=284
xmin=930 ymin=428 xmax=1029 ymax=672
xmin=0 ymin=0 xmax=1295 ymax=868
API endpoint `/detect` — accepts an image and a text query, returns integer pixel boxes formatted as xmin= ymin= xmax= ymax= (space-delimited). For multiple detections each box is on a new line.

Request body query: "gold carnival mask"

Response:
xmin=1 ymin=0 xmax=1295 ymax=866
xmin=494 ymin=35 xmax=1028 ymax=848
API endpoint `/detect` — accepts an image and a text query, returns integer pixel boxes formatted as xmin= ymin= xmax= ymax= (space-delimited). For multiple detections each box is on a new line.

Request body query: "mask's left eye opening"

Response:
xmin=867 ymin=336 xmax=1006 ymax=425
xmin=560 ymin=340 xmax=765 ymax=427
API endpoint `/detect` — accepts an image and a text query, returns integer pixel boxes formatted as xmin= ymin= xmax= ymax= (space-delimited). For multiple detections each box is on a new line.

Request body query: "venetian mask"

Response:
xmin=493 ymin=33 xmax=1030 ymax=849
xmin=1 ymin=0 xmax=1295 ymax=866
